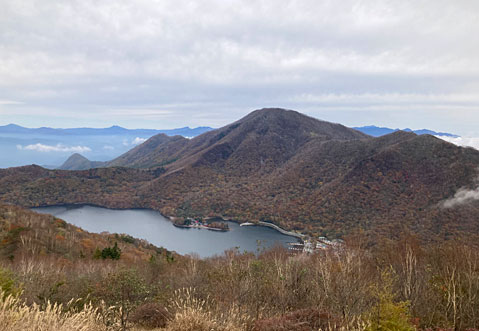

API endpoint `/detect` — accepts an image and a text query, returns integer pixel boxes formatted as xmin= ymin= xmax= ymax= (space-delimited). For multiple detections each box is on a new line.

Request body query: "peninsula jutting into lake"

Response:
xmin=172 ymin=217 xmax=230 ymax=231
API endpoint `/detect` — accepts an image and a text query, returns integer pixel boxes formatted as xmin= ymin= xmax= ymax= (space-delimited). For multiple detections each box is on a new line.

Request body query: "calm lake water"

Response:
xmin=34 ymin=205 xmax=299 ymax=258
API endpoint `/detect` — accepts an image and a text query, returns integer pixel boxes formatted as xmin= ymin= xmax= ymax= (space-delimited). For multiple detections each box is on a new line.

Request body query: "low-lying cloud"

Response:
xmin=132 ymin=137 xmax=147 ymax=145
xmin=443 ymin=186 xmax=479 ymax=208
xmin=436 ymin=136 xmax=479 ymax=151
xmin=16 ymin=143 xmax=91 ymax=153
xmin=123 ymin=137 xmax=147 ymax=146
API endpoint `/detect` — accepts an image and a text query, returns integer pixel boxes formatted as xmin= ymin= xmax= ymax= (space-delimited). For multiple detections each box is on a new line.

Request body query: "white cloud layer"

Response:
xmin=132 ymin=137 xmax=147 ymax=145
xmin=16 ymin=143 xmax=91 ymax=153
xmin=1 ymin=0 xmax=479 ymax=133
xmin=122 ymin=137 xmax=147 ymax=146
xmin=443 ymin=186 xmax=479 ymax=208
xmin=436 ymin=136 xmax=479 ymax=151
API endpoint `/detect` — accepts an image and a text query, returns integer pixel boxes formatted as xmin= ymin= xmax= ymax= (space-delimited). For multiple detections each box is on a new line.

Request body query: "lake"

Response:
xmin=33 ymin=205 xmax=300 ymax=258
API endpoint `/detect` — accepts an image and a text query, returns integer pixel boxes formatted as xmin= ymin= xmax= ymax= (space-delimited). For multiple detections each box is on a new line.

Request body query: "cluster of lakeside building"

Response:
xmin=173 ymin=217 xmax=343 ymax=254
xmin=288 ymin=237 xmax=344 ymax=254
xmin=232 ymin=220 xmax=345 ymax=254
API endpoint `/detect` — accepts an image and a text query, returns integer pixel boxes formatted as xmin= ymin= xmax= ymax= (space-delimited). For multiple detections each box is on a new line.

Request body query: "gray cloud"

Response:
xmin=1 ymin=0 xmax=479 ymax=132
xmin=131 ymin=137 xmax=147 ymax=145
xmin=443 ymin=186 xmax=479 ymax=208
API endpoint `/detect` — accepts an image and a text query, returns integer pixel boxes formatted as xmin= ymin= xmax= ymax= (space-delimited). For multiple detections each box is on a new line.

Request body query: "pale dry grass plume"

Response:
xmin=0 ymin=293 xmax=103 ymax=331
xmin=165 ymin=287 xmax=249 ymax=331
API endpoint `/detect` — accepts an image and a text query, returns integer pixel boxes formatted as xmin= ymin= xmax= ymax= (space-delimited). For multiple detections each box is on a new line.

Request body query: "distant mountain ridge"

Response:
xmin=1 ymin=123 xmax=458 ymax=139
xmin=58 ymin=153 xmax=106 ymax=170
xmin=0 ymin=124 xmax=213 ymax=137
xmin=353 ymin=125 xmax=459 ymax=137
xmin=1 ymin=108 xmax=478 ymax=243
xmin=48 ymin=120 xmax=462 ymax=171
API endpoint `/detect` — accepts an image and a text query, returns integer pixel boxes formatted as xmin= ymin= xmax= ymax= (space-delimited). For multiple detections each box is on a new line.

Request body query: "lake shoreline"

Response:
xmin=172 ymin=223 xmax=229 ymax=232
xmin=31 ymin=203 xmax=303 ymax=241
xmin=32 ymin=204 xmax=302 ymax=258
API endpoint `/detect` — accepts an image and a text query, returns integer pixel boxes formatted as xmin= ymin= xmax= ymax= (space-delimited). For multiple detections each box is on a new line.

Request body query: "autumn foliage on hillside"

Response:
xmin=1 ymin=109 xmax=479 ymax=243
xmin=0 ymin=204 xmax=479 ymax=330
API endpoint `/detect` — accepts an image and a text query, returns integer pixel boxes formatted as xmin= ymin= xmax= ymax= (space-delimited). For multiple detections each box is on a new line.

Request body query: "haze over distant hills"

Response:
xmin=0 ymin=123 xmax=458 ymax=138
xmin=0 ymin=124 xmax=214 ymax=168
xmin=1 ymin=108 xmax=479 ymax=243
xmin=0 ymin=123 xmax=213 ymax=137
xmin=353 ymin=125 xmax=459 ymax=138
xmin=1 ymin=121 xmax=462 ymax=169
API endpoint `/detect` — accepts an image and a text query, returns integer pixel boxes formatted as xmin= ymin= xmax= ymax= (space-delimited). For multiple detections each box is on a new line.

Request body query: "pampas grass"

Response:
xmin=165 ymin=288 xmax=249 ymax=331
xmin=0 ymin=293 xmax=103 ymax=331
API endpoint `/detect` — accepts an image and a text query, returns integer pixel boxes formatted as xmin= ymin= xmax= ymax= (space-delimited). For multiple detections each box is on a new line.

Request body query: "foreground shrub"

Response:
xmin=0 ymin=267 xmax=21 ymax=299
xmin=94 ymin=268 xmax=149 ymax=330
xmin=366 ymin=271 xmax=415 ymax=331
xmin=129 ymin=302 xmax=172 ymax=328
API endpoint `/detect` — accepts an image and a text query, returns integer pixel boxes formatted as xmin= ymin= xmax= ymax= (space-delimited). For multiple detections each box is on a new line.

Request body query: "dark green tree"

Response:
xmin=101 ymin=242 xmax=121 ymax=260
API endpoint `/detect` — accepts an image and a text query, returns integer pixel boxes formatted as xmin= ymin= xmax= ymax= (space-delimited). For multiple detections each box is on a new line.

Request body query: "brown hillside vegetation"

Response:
xmin=1 ymin=205 xmax=479 ymax=329
xmin=107 ymin=108 xmax=368 ymax=172
xmin=107 ymin=134 xmax=189 ymax=169
xmin=1 ymin=108 xmax=479 ymax=242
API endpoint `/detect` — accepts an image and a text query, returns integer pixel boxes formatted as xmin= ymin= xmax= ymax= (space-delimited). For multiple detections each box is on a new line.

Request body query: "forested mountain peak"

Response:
xmin=1 ymin=108 xmax=479 ymax=242
xmin=107 ymin=108 xmax=370 ymax=172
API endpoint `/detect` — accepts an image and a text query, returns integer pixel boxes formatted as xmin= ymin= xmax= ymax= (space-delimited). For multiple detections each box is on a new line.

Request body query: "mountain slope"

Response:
xmin=147 ymin=129 xmax=479 ymax=239
xmin=0 ymin=202 xmax=172 ymax=264
xmin=0 ymin=108 xmax=478 ymax=242
xmin=107 ymin=108 xmax=368 ymax=174
xmin=106 ymin=134 xmax=189 ymax=168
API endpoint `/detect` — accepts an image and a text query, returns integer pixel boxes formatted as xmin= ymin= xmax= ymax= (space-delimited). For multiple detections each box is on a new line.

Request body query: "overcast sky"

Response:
xmin=1 ymin=0 xmax=479 ymax=135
